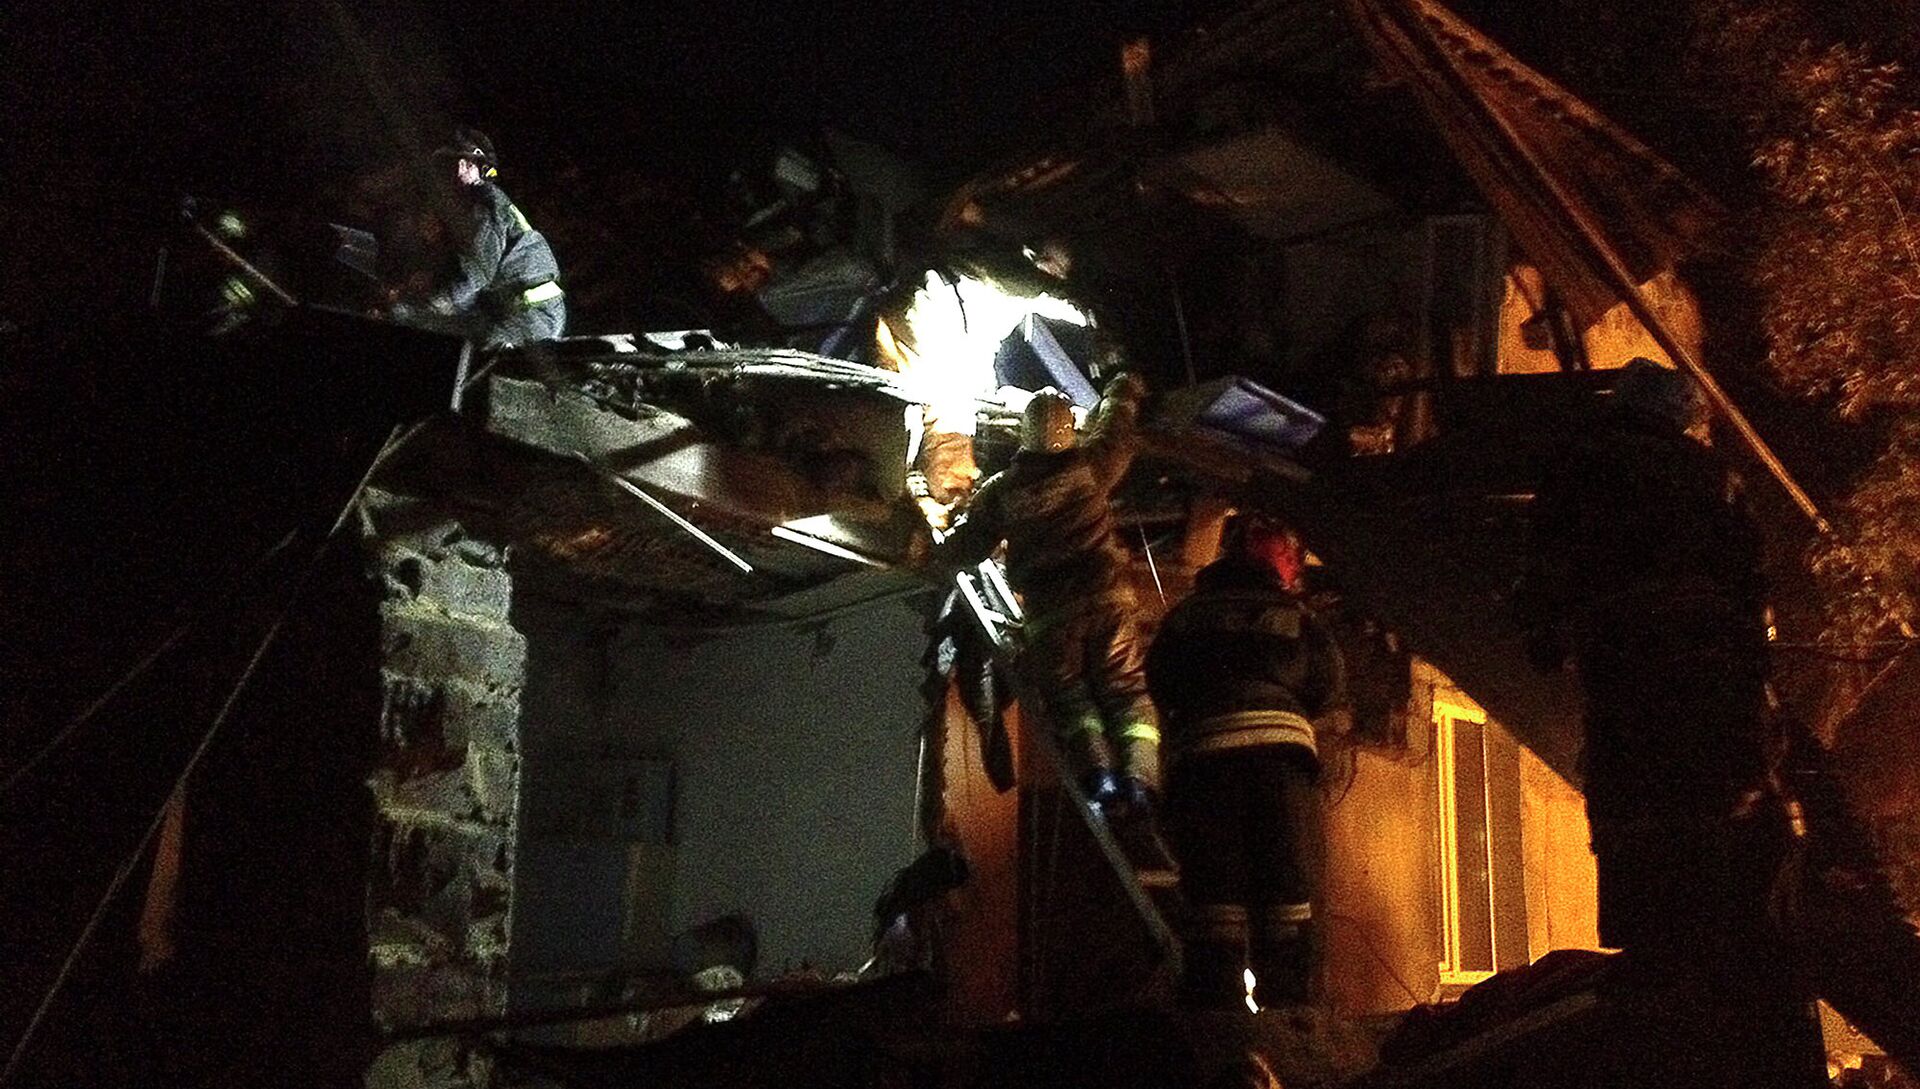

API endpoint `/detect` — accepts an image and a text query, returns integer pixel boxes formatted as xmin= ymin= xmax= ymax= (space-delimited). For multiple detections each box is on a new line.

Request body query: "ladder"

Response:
xmin=952 ymin=559 xmax=1183 ymax=979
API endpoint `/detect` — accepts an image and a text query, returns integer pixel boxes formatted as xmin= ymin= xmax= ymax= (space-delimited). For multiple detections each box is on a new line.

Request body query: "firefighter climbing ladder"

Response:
xmin=952 ymin=559 xmax=1184 ymax=983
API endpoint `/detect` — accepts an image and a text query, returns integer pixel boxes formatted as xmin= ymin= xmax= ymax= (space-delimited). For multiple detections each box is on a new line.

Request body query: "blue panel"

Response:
xmin=992 ymin=315 xmax=1100 ymax=407
xmin=1195 ymin=377 xmax=1326 ymax=450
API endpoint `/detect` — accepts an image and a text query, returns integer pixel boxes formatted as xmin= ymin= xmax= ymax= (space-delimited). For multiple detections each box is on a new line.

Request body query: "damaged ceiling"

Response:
xmin=368 ymin=344 xmax=952 ymax=625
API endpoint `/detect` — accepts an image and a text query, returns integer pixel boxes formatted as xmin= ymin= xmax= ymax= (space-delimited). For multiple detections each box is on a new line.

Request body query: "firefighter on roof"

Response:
xmin=386 ymin=127 xmax=566 ymax=348
xmin=942 ymin=375 xmax=1174 ymax=878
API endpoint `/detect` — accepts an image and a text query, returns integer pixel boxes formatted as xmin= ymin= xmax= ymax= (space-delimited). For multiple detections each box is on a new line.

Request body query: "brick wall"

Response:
xmin=362 ymin=489 xmax=524 ymax=1089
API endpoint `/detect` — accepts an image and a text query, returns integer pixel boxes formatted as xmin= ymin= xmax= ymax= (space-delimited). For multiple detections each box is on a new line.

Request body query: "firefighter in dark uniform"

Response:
xmin=942 ymin=376 xmax=1173 ymax=875
xmin=387 ymin=128 xmax=565 ymax=348
xmin=1146 ymin=513 xmax=1346 ymax=1010
xmin=1517 ymin=358 xmax=1827 ymax=1086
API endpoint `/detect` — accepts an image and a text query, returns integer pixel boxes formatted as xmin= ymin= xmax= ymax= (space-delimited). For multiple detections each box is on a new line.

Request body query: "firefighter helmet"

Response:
xmin=437 ymin=127 xmax=499 ymax=179
xmin=1020 ymin=390 xmax=1077 ymax=453
xmin=1224 ymin=512 xmax=1305 ymax=590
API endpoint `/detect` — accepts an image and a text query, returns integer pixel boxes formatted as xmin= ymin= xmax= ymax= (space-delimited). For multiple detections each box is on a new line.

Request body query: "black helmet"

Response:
xmin=437 ymin=127 xmax=499 ymax=178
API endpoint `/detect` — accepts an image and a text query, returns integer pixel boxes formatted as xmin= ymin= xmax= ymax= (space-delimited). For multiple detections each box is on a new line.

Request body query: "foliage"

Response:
xmin=1693 ymin=0 xmax=1920 ymax=645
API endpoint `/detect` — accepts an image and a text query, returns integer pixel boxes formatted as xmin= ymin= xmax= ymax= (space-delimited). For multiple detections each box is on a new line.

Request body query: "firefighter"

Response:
xmin=1517 ymin=358 xmax=1827 ymax=1085
xmin=1146 ymin=513 xmax=1345 ymax=1010
xmin=941 ymin=376 xmax=1173 ymax=876
xmin=386 ymin=128 xmax=566 ymax=348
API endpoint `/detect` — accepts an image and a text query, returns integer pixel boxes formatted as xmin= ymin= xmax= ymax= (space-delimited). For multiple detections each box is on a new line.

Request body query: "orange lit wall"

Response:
xmin=1497 ymin=265 xmax=1702 ymax=374
xmin=937 ymin=688 xmax=1023 ymax=1024
xmin=1322 ymin=663 xmax=1601 ymax=1016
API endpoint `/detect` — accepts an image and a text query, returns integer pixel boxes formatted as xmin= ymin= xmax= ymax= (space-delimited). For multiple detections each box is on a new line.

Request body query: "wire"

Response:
xmin=0 ymin=527 xmax=299 ymax=800
xmin=2 ymin=419 xmax=411 ymax=1086
xmin=1327 ymin=911 xmax=1430 ymax=1008
xmin=0 ymin=351 xmax=487 ymax=802
xmin=1770 ymin=641 xmax=1920 ymax=665
xmin=570 ymin=450 xmax=755 ymax=574
xmin=1324 ymin=741 xmax=1363 ymax=809
xmin=1138 ymin=524 xmax=1167 ymax=605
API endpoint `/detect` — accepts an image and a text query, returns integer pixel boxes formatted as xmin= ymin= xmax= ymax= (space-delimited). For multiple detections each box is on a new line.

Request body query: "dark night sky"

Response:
xmin=5 ymin=0 xmax=1221 ymax=338
xmin=0 ymin=0 xmax=1220 ymax=881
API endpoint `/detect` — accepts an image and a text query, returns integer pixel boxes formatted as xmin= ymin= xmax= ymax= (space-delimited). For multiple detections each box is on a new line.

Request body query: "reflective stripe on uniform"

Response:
xmin=507 ymin=202 xmax=532 ymax=232
xmin=1119 ymin=721 xmax=1161 ymax=743
xmin=1265 ymin=901 xmax=1313 ymax=924
xmin=1060 ymin=710 xmax=1106 ymax=738
xmin=521 ymin=280 xmax=564 ymax=305
xmin=1192 ymin=903 xmax=1251 ymax=941
xmin=1168 ymin=710 xmax=1316 ymax=762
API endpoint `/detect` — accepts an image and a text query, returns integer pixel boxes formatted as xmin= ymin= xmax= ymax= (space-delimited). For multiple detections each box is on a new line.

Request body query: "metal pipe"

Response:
xmin=570 ymin=452 xmax=755 ymax=574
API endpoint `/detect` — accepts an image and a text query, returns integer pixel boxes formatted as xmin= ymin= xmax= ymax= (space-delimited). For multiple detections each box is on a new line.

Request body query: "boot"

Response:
xmin=1082 ymin=767 xmax=1121 ymax=813
xmin=1250 ymin=918 xmax=1320 ymax=1009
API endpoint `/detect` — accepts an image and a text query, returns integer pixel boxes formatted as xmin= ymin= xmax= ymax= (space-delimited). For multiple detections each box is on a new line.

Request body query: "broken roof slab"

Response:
xmin=366 ymin=341 xmax=942 ymax=624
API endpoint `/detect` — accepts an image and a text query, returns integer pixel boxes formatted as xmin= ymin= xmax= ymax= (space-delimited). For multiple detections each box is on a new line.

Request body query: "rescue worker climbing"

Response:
xmin=1146 ymin=513 xmax=1346 ymax=1011
xmin=385 ymin=127 xmax=566 ymax=348
xmin=941 ymin=376 xmax=1174 ymax=877
xmin=1516 ymin=357 xmax=1828 ymax=1086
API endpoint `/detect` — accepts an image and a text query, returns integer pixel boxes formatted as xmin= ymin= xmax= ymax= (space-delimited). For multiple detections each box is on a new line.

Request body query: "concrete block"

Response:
xmin=369 ymin=748 xmax=517 ymax=826
xmin=466 ymin=748 xmax=520 ymax=824
xmin=381 ymin=607 xmax=527 ymax=688
xmin=442 ymin=681 xmax=520 ymax=754
xmin=383 ymin=674 xmax=520 ymax=756
xmin=365 ymin=1037 xmax=492 ymax=1089
xmin=369 ymin=960 xmax=506 ymax=1033
xmin=369 ymin=816 xmax=514 ymax=957
xmin=379 ymin=674 xmax=463 ymax=772
xmin=421 ymin=556 xmax=514 ymax=621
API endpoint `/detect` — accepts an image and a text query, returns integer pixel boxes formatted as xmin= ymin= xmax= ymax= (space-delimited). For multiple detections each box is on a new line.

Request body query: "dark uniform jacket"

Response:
xmin=402 ymin=183 xmax=565 ymax=347
xmin=943 ymin=392 xmax=1139 ymax=620
xmin=1518 ymin=411 xmax=1770 ymax=821
xmin=1147 ymin=558 xmax=1346 ymax=764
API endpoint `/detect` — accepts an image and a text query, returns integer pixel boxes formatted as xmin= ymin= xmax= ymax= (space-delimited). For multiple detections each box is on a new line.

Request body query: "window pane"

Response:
xmin=1451 ymin=717 xmax=1494 ymax=974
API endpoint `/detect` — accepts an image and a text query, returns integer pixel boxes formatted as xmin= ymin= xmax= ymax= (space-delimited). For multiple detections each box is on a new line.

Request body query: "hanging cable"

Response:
xmin=0 ymin=527 xmax=299 ymax=801
xmin=2 ymin=349 xmax=494 ymax=806
xmin=1327 ymin=911 xmax=1430 ymax=1008
xmin=1 ymin=416 xmax=414 ymax=1086
xmin=1770 ymin=640 xmax=1920 ymax=665
xmin=1138 ymin=525 xmax=1167 ymax=606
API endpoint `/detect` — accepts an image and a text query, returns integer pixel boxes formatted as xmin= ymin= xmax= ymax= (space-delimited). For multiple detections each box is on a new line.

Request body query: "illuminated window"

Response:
xmin=1434 ymin=693 xmax=1529 ymax=984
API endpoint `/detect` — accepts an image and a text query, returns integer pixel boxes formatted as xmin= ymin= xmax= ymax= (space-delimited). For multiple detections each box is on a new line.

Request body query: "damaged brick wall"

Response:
xmin=363 ymin=488 xmax=524 ymax=1089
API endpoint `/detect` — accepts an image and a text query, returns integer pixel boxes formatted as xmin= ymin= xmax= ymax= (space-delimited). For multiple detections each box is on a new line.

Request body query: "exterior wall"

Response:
xmin=1497 ymin=265 xmax=1702 ymax=374
xmin=936 ymin=691 xmax=1023 ymax=1023
xmin=363 ymin=493 xmax=524 ymax=1089
xmin=1323 ymin=743 xmax=1445 ymax=1013
xmin=1323 ymin=661 xmax=1600 ymax=1016
xmin=1520 ymin=745 xmax=1601 ymax=956
xmin=361 ymin=491 xmax=943 ymax=1078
